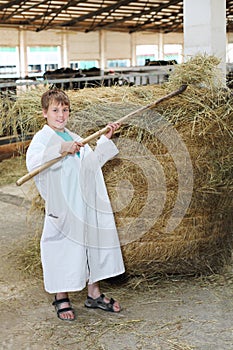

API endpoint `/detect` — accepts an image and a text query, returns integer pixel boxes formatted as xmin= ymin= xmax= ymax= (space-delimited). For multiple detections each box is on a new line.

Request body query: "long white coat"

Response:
xmin=26 ymin=125 xmax=125 ymax=293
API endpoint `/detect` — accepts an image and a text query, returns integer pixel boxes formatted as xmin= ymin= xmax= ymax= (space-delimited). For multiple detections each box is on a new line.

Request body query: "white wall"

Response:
xmin=0 ymin=28 xmax=184 ymax=76
xmin=68 ymin=31 xmax=100 ymax=61
xmin=0 ymin=26 xmax=231 ymax=77
xmin=0 ymin=28 xmax=19 ymax=45
xmin=26 ymin=30 xmax=60 ymax=45
xmin=183 ymin=0 xmax=226 ymax=76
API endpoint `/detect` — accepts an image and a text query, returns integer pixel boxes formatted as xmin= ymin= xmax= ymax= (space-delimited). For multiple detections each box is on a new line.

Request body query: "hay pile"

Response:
xmin=1 ymin=54 xmax=232 ymax=278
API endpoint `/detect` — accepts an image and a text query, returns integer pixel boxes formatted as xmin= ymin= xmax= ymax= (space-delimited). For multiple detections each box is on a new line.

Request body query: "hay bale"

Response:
xmin=103 ymin=90 xmax=233 ymax=276
xmin=2 ymin=55 xmax=233 ymax=278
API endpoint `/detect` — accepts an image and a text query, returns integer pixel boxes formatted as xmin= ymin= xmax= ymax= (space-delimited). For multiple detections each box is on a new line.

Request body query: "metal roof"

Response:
xmin=0 ymin=0 xmax=232 ymax=33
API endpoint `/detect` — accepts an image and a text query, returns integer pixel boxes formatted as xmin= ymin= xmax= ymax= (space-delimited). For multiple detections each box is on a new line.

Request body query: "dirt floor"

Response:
xmin=1 ymin=181 xmax=233 ymax=350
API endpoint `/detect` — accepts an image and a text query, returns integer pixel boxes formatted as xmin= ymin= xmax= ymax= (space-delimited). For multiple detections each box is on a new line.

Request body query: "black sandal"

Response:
xmin=52 ymin=296 xmax=76 ymax=321
xmin=84 ymin=293 xmax=121 ymax=313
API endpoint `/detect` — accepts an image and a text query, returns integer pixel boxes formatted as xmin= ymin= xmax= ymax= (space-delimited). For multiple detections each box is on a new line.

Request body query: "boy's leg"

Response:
xmin=87 ymin=282 xmax=121 ymax=312
xmin=53 ymin=292 xmax=75 ymax=320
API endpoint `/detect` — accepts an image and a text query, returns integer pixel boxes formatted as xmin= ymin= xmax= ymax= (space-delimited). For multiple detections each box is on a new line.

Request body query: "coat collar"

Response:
xmin=42 ymin=124 xmax=85 ymax=159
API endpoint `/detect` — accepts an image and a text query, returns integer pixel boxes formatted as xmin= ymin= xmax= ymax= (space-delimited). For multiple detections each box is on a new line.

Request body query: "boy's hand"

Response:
xmin=105 ymin=123 xmax=121 ymax=139
xmin=60 ymin=141 xmax=84 ymax=154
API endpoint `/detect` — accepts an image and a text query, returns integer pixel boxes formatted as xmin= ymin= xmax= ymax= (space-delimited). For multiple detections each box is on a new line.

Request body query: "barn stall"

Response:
xmin=0 ymin=55 xmax=232 ymax=279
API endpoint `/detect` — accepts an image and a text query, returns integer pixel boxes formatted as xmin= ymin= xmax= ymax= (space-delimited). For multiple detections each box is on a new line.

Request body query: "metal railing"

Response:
xmin=0 ymin=67 xmax=172 ymax=96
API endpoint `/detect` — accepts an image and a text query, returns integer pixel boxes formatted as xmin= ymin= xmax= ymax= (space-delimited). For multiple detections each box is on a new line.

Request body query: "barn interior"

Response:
xmin=0 ymin=2 xmax=233 ymax=349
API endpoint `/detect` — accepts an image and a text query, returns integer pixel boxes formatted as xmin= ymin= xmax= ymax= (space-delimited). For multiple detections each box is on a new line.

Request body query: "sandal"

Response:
xmin=52 ymin=296 xmax=76 ymax=321
xmin=84 ymin=293 xmax=121 ymax=313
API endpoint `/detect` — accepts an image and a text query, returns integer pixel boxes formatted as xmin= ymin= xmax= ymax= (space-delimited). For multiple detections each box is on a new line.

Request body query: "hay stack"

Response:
xmin=2 ymin=54 xmax=232 ymax=277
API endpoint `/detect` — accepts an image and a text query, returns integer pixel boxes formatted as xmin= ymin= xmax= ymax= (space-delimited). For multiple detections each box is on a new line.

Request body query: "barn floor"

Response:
xmin=1 ymin=182 xmax=233 ymax=350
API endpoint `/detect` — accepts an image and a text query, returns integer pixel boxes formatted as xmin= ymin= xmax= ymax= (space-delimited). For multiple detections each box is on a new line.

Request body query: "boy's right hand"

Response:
xmin=60 ymin=141 xmax=84 ymax=154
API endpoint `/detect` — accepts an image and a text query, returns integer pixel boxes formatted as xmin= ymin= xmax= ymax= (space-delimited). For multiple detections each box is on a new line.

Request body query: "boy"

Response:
xmin=26 ymin=89 xmax=125 ymax=321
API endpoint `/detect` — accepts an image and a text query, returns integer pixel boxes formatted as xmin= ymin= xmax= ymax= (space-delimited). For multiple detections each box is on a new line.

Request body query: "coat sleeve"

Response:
xmin=67 ymin=129 xmax=118 ymax=167
xmin=26 ymin=130 xmax=65 ymax=201
xmin=80 ymin=135 xmax=118 ymax=180
xmin=94 ymin=135 xmax=119 ymax=167
xmin=26 ymin=133 xmax=63 ymax=172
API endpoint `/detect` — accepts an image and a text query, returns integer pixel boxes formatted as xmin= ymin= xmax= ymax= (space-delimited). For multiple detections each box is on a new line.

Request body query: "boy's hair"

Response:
xmin=41 ymin=89 xmax=70 ymax=111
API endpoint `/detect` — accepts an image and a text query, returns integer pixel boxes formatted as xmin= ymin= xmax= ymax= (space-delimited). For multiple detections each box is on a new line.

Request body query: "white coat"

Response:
xmin=26 ymin=125 xmax=125 ymax=293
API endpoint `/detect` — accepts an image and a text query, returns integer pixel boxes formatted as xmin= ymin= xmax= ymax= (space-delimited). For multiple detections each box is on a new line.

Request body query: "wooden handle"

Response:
xmin=69 ymin=84 xmax=188 ymax=145
xmin=16 ymin=153 xmax=68 ymax=186
xmin=16 ymin=85 xmax=187 ymax=186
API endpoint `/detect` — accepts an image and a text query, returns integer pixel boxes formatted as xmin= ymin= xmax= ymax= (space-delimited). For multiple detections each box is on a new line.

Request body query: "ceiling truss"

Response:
xmin=0 ymin=0 xmax=232 ymax=33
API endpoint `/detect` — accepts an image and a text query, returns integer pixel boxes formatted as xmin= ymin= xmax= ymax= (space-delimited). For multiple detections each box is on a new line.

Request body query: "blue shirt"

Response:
xmin=56 ymin=130 xmax=80 ymax=157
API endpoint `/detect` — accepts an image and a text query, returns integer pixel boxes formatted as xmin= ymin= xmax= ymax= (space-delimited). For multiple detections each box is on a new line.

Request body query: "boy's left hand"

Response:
xmin=105 ymin=122 xmax=121 ymax=139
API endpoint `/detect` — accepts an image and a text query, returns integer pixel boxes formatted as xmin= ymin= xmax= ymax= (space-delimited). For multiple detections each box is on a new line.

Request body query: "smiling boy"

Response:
xmin=26 ymin=89 xmax=125 ymax=321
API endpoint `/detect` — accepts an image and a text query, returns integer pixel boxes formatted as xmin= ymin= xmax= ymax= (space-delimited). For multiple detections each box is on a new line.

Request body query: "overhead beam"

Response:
xmin=55 ymin=0 xmax=134 ymax=28
xmin=129 ymin=0 xmax=182 ymax=33
xmin=36 ymin=0 xmax=80 ymax=31
xmin=0 ymin=0 xmax=26 ymax=11
xmin=84 ymin=0 xmax=182 ymax=33
xmin=0 ymin=0 xmax=230 ymax=34
xmin=1 ymin=0 xmax=49 ymax=21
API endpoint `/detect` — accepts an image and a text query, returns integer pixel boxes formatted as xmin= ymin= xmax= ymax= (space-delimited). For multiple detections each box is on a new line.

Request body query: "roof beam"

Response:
xmin=0 ymin=0 xmax=230 ymax=34
xmin=1 ymin=0 xmax=49 ymax=21
xmin=36 ymin=0 xmax=80 ymax=31
xmin=0 ymin=0 xmax=26 ymax=11
xmin=55 ymin=0 xmax=134 ymax=28
xmin=129 ymin=0 xmax=182 ymax=33
xmin=84 ymin=0 xmax=182 ymax=32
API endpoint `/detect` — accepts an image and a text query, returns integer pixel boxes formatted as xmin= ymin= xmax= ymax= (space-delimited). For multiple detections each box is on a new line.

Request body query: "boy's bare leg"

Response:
xmin=87 ymin=282 xmax=121 ymax=312
xmin=55 ymin=292 xmax=75 ymax=320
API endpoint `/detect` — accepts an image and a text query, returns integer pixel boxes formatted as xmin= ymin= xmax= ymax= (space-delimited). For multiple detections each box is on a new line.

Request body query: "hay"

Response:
xmin=0 ymin=156 xmax=27 ymax=186
xmin=0 ymin=87 xmax=45 ymax=137
xmin=166 ymin=54 xmax=223 ymax=90
xmin=1 ymin=54 xmax=232 ymax=278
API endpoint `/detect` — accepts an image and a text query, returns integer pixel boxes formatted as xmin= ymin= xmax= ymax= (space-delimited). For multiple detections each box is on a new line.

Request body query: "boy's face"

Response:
xmin=43 ymin=101 xmax=69 ymax=132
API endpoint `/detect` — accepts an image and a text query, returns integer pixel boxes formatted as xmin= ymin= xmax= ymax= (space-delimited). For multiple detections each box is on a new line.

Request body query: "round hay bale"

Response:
xmin=101 ymin=91 xmax=232 ymax=276
xmin=3 ymin=55 xmax=233 ymax=278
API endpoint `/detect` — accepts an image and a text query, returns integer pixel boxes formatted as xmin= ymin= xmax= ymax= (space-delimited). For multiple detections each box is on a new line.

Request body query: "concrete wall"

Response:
xmin=0 ymin=26 xmax=232 ymax=76
xmin=68 ymin=31 xmax=100 ymax=61
xmin=0 ymin=27 xmax=184 ymax=67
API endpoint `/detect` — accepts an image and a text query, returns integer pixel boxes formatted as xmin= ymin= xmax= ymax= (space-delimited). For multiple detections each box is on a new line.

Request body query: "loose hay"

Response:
xmin=166 ymin=54 xmax=223 ymax=90
xmin=0 ymin=156 xmax=27 ymax=186
xmin=1 ymin=54 xmax=232 ymax=279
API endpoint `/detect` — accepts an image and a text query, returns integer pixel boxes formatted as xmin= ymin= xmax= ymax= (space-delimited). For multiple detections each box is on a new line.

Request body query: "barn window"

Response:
xmin=27 ymin=46 xmax=60 ymax=77
xmin=164 ymin=44 xmax=183 ymax=63
xmin=107 ymin=59 xmax=130 ymax=68
xmin=136 ymin=45 xmax=158 ymax=66
xmin=70 ymin=61 xmax=98 ymax=70
xmin=0 ymin=47 xmax=19 ymax=77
